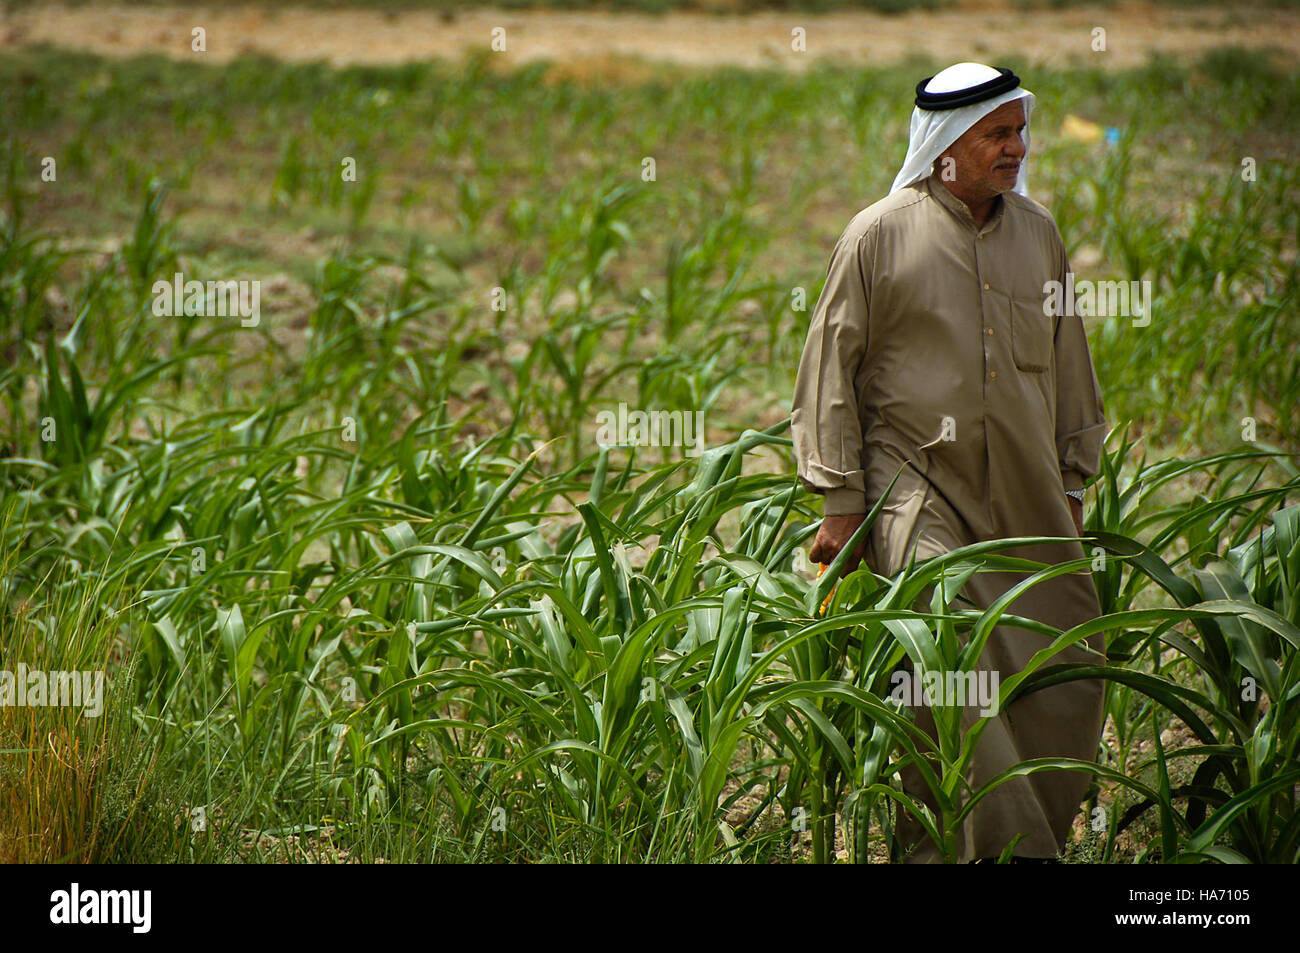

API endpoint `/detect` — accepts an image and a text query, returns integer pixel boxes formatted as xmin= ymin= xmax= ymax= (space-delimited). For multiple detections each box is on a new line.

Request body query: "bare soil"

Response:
xmin=3 ymin=2 xmax=1298 ymax=72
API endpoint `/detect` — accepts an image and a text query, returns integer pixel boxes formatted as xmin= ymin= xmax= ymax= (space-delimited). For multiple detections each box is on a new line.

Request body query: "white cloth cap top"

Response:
xmin=890 ymin=62 xmax=1035 ymax=197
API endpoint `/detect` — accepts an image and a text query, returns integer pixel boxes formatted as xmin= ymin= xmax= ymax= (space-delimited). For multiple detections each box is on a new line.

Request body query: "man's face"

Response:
xmin=939 ymin=99 xmax=1027 ymax=200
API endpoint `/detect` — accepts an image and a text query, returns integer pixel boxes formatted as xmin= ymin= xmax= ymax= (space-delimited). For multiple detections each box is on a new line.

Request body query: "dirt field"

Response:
xmin=3 ymin=2 xmax=1298 ymax=71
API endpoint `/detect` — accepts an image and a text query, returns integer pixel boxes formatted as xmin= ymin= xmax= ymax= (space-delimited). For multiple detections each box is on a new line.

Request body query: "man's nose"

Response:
xmin=1005 ymin=135 xmax=1027 ymax=159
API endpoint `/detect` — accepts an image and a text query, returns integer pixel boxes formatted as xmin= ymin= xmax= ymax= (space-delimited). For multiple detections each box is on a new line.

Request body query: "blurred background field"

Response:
xmin=5 ymin=1 xmax=1300 ymax=69
xmin=7 ymin=0 xmax=1300 ymax=15
xmin=1 ymin=3 xmax=1297 ymax=864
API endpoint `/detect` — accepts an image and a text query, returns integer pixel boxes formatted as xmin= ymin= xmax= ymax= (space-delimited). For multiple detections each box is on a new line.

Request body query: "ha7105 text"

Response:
xmin=1129 ymin=889 xmax=1250 ymax=904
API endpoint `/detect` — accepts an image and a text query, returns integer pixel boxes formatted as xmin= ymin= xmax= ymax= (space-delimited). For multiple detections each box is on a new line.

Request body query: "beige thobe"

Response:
xmin=791 ymin=172 xmax=1110 ymax=862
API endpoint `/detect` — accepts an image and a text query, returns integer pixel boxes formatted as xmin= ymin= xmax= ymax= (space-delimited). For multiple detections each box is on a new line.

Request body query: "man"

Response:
xmin=790 ymin=63 xmax=1109 ymax=863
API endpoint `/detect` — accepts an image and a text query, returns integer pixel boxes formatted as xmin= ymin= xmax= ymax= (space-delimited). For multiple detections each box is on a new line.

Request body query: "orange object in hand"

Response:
xmin=816 ymin=563 xmax=835 ymax=616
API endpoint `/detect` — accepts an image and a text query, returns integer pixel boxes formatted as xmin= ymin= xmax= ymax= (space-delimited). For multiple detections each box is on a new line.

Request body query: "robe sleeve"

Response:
xmin=791 ymin=226 xmax=873 ymax=515
xmin=1052 ymin=239 xmax=1109 ymax=492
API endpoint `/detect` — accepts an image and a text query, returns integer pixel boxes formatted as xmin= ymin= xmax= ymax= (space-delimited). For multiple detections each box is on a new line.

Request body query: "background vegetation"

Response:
xmin=0 ymin=44 xmax=1296 ymax=862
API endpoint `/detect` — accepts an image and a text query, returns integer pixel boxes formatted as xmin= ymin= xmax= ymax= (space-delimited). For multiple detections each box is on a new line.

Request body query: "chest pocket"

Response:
xmin=1010 ymin=296 xmax=1053 ymax=373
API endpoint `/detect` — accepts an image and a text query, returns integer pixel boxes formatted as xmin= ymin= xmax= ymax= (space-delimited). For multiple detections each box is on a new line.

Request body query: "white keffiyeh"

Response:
xmin=890 ymin=62 xmax=1036 ymax=198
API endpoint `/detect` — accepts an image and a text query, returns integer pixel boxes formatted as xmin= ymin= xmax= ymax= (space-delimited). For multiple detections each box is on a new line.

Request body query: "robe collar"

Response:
xmin=924 ymin=173 xmax=1008 ymax=236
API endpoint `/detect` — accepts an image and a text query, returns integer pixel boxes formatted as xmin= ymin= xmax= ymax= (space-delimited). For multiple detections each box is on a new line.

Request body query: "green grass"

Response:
xmin=1 ymin=46 xmax=1297 ymax=863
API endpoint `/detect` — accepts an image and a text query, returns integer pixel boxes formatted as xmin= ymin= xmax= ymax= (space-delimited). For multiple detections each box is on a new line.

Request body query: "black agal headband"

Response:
xmin=914 ymin=67 xmax=1021 ymax=111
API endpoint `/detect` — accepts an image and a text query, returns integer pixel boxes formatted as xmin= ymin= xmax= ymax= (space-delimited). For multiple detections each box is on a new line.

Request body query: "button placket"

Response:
xmin=976 ymin=241 xmax=996 ymax=383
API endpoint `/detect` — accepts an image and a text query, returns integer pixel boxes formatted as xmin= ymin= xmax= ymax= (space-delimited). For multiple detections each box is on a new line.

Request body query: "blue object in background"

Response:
xmin=1105 ymin=127 xmax=1120 ymax=146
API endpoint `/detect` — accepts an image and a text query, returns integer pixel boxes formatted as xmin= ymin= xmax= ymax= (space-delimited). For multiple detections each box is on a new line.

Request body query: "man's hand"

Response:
xmin=1068 ymin=497 xmax=1084 ymax=536
xmin=809 ymin=513 xmax=868 ymax=576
